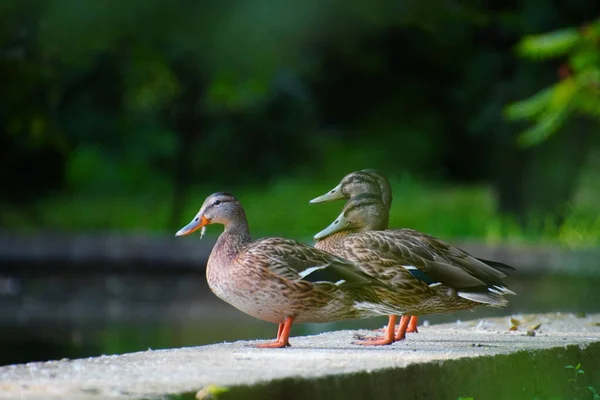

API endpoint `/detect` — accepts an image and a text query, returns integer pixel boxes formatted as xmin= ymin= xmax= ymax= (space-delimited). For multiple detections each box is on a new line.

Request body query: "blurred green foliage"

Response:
xmin=6 ymin=168 xmax=598 ymax=246
xmin=1 ymin=0 xmax=599 ymax=243
xmin=506 ymin=18 xmax=600 ymax=146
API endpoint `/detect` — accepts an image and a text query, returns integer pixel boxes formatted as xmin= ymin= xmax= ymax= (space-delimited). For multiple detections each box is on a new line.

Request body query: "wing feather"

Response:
xmin=242 ymin=237 xmax=382 ymax=288
xmin=340 ymin=229 xmax=515 ymax=292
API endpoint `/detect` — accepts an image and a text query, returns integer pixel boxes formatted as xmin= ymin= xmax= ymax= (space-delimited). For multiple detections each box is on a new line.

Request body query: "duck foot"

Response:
xmin=255 ymin=341 xmax=291 ymax=348
xmin=354 ymin=315 xmax=397 ymax=346
xmin=255 ymin=316 xmax=294 ymax=349
xmin=353 ymin=337 xmax=394 ymax=346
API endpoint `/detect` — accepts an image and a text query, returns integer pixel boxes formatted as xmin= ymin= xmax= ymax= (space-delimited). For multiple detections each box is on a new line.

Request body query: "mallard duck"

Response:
xmin=310 ymin=170 xmax=418 ymax=335
xmin=311 ymin=191 xmax=516 ymax=344
xmin=175 ymin=192 xmax=406 ymax=348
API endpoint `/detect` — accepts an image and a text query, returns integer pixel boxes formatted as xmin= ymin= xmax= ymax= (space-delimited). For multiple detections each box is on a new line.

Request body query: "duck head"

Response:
xmin=309 ymin=169 xmax=392 ymax=208
xmin=175 ymin=192 xmax=247 ymax=237
xmin=313 ymin=193 xmax=388 ymax=240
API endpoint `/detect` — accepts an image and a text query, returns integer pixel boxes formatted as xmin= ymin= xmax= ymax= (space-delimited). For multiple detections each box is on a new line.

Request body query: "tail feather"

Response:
xmin=489 ymin=285 xmax=516 ymax=296
xmin=458 ymin=291 xmax=509 ymax=307
xmin=476 ymin=258 xmax=516 ymax=276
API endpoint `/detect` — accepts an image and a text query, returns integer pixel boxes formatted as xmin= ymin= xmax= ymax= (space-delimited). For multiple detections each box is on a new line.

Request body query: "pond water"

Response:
xmin=0 ymin=267 xmax=599 ymax=366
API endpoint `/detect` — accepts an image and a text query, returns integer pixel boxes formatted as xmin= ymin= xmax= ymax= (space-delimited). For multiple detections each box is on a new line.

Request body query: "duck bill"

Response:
xmin=313 ymin=212 xmax=348 ymax=240
xmin=309 ymin=183 xmax=343 ymax=204
xmin=175 ymin=215 xmax=211 ymax=237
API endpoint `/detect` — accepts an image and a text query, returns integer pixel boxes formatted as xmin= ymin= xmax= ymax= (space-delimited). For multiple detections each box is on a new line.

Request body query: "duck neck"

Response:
xmin=361 ymin=216 xmax=389 ymax=231
xmin=355 ymin=208 xmax=390 ymax=232
xmin=224 ymin=217 xmax=250 ymax=237
xmin=214 ymin=215 xmax=252 ymax=261
xmin=379 ymin=184 xmax=392 ymax=211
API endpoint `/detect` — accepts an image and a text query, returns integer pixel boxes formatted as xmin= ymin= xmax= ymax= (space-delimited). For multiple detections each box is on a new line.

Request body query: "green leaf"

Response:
xmin=515 ymin=77 xmax=578 ymax=146
xmin=206 ymin=384 xmax=229 ymax=395
xmin=574 ymin=92 xmax=600 ymax=118
xmin=517 ymin=28 xmax=579 ymax=59
xmin=570 ymin=49 xmax=600 ymax=72
xmin=549 ymin=77 xmax=577 ymax=109
xmin=572 ymin=70 xmax=600 ymax=119
xmin=517 ymin=107 xmax=570 ymax=147
xmin=196 ymin=384 xmax=230 ymax=400
xmin=505 ymin=87 xmax=554 ymax=121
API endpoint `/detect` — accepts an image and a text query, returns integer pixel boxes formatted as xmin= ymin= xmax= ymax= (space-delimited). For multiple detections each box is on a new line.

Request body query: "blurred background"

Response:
xmin=1 ymin=0 xmax=599 ymax=366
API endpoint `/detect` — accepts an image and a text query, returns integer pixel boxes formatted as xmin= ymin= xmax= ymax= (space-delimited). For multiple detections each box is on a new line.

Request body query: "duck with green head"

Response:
xmin=176 ymin=192 xmax=411 ymax=348
xmin=310 ymin=171 xmax=516 ymax=344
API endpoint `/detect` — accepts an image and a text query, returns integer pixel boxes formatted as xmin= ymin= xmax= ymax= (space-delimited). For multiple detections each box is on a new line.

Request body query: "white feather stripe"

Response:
xmin=298 ymin=265 xmax=327 ymax=279
xmin=492 ymin=285 xmax=516 ymax=295
xmin=457 ymin=291 xmax=508 ymax=307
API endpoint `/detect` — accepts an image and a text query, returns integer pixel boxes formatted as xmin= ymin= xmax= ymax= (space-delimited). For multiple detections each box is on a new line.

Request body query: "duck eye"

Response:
xmin=213 ymin=200 xmax=221 ymax=206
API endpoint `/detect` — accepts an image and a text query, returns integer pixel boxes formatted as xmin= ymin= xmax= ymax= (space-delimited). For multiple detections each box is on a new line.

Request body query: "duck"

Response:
xmin=310 ymin=177 xmax=516 ymax=344
xmin=310 ymin=170 xmax=419 ymax=335
xmin=175 ymin=192 xmax=407 ymax=348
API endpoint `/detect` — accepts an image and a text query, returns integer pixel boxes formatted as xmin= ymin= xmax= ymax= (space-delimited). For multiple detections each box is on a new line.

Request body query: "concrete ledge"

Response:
xmin=1 ymin=230 xmax=598 ymax=275
xmin=1 ymin=312 xmax=599 ymax=400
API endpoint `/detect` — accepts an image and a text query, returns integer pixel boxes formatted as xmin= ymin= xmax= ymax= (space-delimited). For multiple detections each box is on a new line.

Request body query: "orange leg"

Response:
xmin=375 ymin=315 xmax=418 ymax=333
xmin=355 ymin=315 xmax=397 ymax=346
xmin=394 ymin=315 xmax=412 ymax=342
xmin=407 ymin=316 xmax=419 ymax=333
xmin=256 ymin=317 xmax=293 ymax=348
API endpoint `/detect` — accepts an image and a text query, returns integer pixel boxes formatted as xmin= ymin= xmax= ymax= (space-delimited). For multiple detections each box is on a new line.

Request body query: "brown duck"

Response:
xmin=311 ymin=172 xmax=515 ymax=344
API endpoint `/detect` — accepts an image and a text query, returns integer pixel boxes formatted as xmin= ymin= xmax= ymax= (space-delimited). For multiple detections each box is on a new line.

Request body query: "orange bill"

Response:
xmin=175 ymin=215 xmax=211 ymax=236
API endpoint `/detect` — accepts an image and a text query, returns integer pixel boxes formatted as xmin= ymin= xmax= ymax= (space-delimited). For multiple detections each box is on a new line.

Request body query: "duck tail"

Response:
xmin=488 ymin=285 xmax=517 ymax=296
xmin=457 ymin=291 xmax=509 ymax=307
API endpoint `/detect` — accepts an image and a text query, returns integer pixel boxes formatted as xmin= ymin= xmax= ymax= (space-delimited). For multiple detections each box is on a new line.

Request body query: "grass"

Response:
xmin=4 ymin=172 xmax=599 ymax=247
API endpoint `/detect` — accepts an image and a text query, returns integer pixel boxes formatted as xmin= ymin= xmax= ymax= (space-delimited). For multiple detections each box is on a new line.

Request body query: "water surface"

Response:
xmin=0 ymin=268 xmax=598 ymax=366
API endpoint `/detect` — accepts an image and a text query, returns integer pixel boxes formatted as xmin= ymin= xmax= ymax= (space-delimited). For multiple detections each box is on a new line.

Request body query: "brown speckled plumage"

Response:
xmin=207 ymin=233 xmax=386 ymax=324
xmin=317 ymin=221 xmax=512 ymax=314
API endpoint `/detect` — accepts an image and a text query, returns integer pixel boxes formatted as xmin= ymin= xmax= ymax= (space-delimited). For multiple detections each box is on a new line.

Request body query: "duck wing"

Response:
xmin=400 ymin=229 xmax=515 ymax=287
xmin=340 ymin=229 xmax=515 ymax=297
xmin=241 ymin=237 xmax=383 ymax=289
